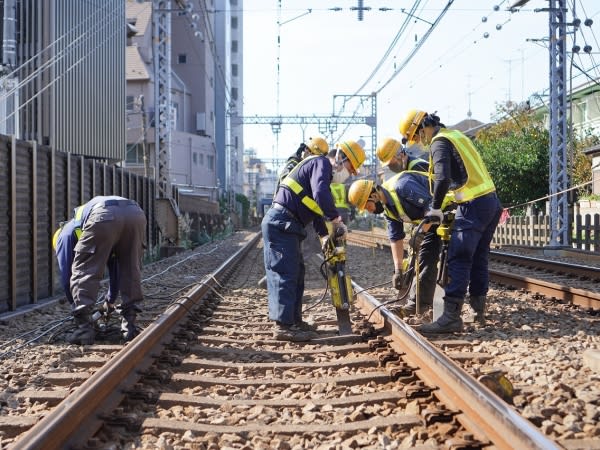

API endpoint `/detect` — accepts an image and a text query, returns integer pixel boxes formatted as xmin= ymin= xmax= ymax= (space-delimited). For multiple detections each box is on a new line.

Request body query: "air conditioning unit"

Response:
xmin=196 ymin=112 xmax=206 ymax=135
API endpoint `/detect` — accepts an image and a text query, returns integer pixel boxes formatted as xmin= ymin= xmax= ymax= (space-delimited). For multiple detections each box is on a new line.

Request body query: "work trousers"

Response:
xmin=408 ymin=229 xmax=441 ymax=306
xmin=71 ymin=201 xmax=147 ymax=309
xmin=444 ymin=192 xmax=502 ymax=300
xmin=261 ymin=207 xmax=307 ymax=325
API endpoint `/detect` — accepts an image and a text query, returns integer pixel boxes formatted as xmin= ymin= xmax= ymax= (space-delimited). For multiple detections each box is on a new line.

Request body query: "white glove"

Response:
xmin=320 ymin=235 xmax=331 ymax=253
xmin=425 ymin=208 xmax=443 ymax=224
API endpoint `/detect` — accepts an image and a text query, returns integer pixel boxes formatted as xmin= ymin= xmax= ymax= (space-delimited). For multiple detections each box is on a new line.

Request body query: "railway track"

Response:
xmin=1 ymin=231 xmax=599 ymax=449
xmin=348 ymin=229 xmax=600 ymax=311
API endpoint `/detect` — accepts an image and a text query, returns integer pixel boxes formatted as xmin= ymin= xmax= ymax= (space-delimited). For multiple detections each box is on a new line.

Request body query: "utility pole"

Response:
xmin=152 ymin=0 xmax=173 ymax=199
xmin=139 ymin=94 xmax=149 ymax=178
xmin=510 ymin=0 xmax=570 ymax=247
xmin=547 ymin=0 xmax=569 ymax=247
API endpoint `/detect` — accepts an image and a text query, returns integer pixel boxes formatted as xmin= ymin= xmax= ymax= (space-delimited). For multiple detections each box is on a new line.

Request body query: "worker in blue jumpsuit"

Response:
xmin=262 ymin=140 xmax=365 ymax=341
xmin=53 ymin=196 xmax=147 ymax=344
xmin=399 ymin=110 xmax=502 ymax=333
xmin=348 ymin=168 xmax=453 ymax=316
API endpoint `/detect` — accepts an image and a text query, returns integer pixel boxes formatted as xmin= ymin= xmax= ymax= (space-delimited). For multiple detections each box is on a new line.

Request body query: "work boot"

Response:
xmin=419 ymin=297 xmax=464 ymax=334
xmin=468 ymin=295 xmax=486 ymax=325
xmin=295 ymin=320 xmax=318 ymax=331
xmin=273 ymin=323 xmax=318 ymax=342
xmin=120 ymin=304 xmax=141 ymax=342
xmin=68 ymin=306 xmax=95 ymax=345
xmin=395 ymin=299 xmax=432 ymax=317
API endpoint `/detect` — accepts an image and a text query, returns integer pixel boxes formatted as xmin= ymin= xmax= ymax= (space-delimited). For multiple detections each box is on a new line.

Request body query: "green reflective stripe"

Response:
xmin=74 ymin=205 xmax=84 ymax=220
xmin=73 ymin=205 xmax=85 ymax=240
xmin=341 ymin=142 xmax=358 ymax=165
xmin=407 ymin=158 xmax=427 ymax=170
xmin=280 ymin=155 xmax=325 ymax=216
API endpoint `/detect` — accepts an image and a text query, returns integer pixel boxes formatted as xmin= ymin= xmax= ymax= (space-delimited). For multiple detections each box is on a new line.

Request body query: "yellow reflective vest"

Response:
xmin=280 ymin=155 xmax=325 ymax=216
xmin=330 ymin=183 xmax=349 ymax=209
xmin=430 ymin=129 xmax=495 ymax=203
xmin=381 ymin=170 xmax=427 ymax=224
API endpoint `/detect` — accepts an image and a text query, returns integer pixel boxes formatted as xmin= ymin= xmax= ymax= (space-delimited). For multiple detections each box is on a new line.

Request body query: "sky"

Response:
xmin=241 ymin=0 xmax=600 ymax=167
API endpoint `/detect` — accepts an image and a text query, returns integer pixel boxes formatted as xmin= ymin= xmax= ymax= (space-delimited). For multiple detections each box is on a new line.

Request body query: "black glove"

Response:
xmin=296 ymin=143 xmax=307 ymax=158
xmin=409 ymin=231 xmax=424 ymax=250
xmin=333 ymin=221 xmax=348 ymax=240
xmin=424 ymin=208 xmax=443 ymax=224
xmin=392 ymin=269 xmax=403 ymax=290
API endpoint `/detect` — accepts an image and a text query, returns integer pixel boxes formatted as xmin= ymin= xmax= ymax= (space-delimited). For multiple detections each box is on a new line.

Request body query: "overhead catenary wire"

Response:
xmin=0 ymin=13 xmax=123 ymax=127
xmin=0 ymin=1 xmax=122 ymax=106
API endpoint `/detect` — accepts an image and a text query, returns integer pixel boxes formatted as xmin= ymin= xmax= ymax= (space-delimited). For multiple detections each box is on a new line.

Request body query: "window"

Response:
xmin=231 ymin=64 xmax=238 ymax=77
xmin=231 ymin=16 xmax=238 ymax=29
xmin=126 ymin=95 xmax=134 ymax=111
xmin=193 ymin=152 xmax=198 ymax=164
xmin=231 ymin=40 xmax=238 ymax=53
xmin=199 ymin=153 xmax=204 ymax=165
xmin=126 ymin=143 xmax=145 ymax=164
xmin=232 ymin=87 xmax=238 ymax=101
xmin=230 ymin=0 xmax=238 ymax=5
xmin=208 ymin=155 xmax=215 ymax=171
xmin=178 ymin=54 xmax=187 ymax=64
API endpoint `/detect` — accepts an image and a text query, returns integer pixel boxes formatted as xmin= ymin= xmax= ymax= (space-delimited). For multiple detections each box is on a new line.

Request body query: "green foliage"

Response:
xmin=570 ymin=129 xmax=598 ymax=197
xmin=235 ymin=193 xmax=251 ymax=227
xmin=476 ymin=103 xmax=549 ymax=207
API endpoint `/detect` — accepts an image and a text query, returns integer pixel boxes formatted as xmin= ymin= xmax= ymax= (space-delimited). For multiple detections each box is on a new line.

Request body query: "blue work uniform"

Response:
xmin=54 ymin=196 xmax=147 ymax=310
xmin=382 ymin=169 xmax=441 ymax=307
xmin=429 ymin=128 xmax=502 ymax=301
xmin=262 ymin=156 xmax=339 ymax=326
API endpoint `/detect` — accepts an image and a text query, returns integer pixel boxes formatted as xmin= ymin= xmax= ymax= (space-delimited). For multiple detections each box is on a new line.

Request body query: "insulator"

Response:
xmin=584 ymin=45 xmax=592 ymax=54
xmin=482 ymin=16 xmax=488 ymax=23
xmin=572 ymin=45 xmax=581 ymax=53
xmin=584 ymin=18 xmax=593 ymax=27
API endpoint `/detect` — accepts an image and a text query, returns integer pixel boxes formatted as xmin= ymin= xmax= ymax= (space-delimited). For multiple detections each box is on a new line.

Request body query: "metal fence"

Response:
xmin=0 ymin=135 xmax=157 ymax=313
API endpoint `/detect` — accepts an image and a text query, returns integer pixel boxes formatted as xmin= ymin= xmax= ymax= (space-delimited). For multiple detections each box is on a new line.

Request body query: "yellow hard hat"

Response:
xmin=348 ymin=179 xmax=374 ymax=211
xmin=399 ymin=109 xmax=427 ymax=145
xmin=376 ymin=137 xmax=402 ymax=166
xmin=52 ymin=227 xmax=62 ymax=251
xmin=306 ymin=136 xmax=329 ymax=155
xmin=336 ymin=140 xmax=366 ymax=174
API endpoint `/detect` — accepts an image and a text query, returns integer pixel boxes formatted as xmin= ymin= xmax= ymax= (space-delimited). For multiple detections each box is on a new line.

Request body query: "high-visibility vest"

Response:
xmin=72 ymin=204 xmax=86 ymax=240
xmin=408 ymin=158 xmax=428 ymax=171
xmin=382 ymin=170 xmax=427 ymax=223
xmin=330 ymin=183 xmax=349 ymax=209
xmin=430 ymin=129 xmax=495 ymax=203
xmin=280 ymin=155 xmax=325 ymax=216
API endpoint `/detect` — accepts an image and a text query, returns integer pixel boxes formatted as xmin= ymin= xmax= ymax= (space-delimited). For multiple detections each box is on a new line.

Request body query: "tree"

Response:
xmin=476 ymin=103 xmax=550 ymax=209
xmin=569 ymin=128 xmax=598 ymax=198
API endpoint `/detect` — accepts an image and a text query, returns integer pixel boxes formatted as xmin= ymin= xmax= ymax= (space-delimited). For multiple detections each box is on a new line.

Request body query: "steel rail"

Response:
xmin=353 ymin=282 xmax=562 ymax=450
xmin=490 ymin=269 xmax=600 ymax=309
xmin=12 ymin=232 xmax=261 ymax=450
xmin=490 ymin=251 xmax=600 ymax=281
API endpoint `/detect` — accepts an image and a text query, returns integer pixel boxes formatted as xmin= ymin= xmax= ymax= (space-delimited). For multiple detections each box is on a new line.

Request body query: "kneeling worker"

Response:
xmin=348 ymin=170 xmax=450 ymax=316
